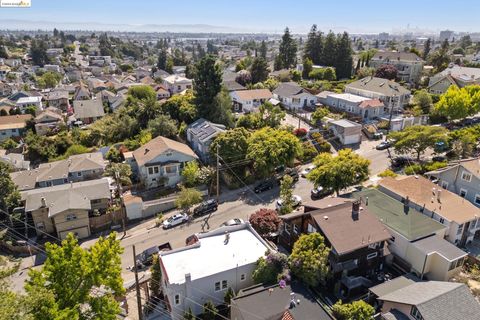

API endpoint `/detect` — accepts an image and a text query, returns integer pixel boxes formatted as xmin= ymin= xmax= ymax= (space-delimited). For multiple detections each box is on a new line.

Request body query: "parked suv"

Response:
xmin=275 ymin=167 xmax=299 ymax=184
xmin=193 ymin=199 xmax=218 ymax=217
xmin=254 ymin=180 xmax=275 ymax=193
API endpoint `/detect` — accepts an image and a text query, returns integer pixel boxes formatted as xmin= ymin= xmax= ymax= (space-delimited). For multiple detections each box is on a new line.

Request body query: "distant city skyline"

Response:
xmin=0 ymin=0 xmax=479 ymax=34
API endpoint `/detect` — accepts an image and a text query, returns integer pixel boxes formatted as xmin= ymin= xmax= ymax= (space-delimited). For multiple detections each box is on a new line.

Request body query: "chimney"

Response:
xmin=224 ymin=231 xmax=230 ymax=245
xmin=352 ymin=200 xmax=360 ymax=221
xmin=41 ymin=197 xmax=46 ymax=207
xmin=437 ymin=189 xmax=441 ymax=202
xmin=144 ymin=148 xmax=149 ymax=154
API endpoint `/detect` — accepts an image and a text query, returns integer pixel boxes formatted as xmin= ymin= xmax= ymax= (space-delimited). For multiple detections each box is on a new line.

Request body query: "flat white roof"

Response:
xmin=17 ymin=96 xmax=42 ymax=104
xmin=328 ymin=93 xmax=370 ymax=103
xmin=160 ymin=225 xmax=269 ymax=284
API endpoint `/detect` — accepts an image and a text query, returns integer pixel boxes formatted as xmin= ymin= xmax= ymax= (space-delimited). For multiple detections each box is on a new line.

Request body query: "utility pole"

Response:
xmin=132 ymin=245 xmax=143 ymax=320
xmin=115 ymin=170 xmax=126 ymax=238
xmin=386 ymin=94 xmax=396 ymax=137
xmin=216 ymin=146 xmax=220 ymax=203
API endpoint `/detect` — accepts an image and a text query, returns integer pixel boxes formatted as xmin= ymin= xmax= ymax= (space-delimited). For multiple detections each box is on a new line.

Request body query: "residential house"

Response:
xmin=72 ymin=99 xmax=105 ymax=124
xmin=379 ymin=176 xmax=480 ymax=247
xmin=272 ymin=82 xmax=317 ymax=110
xmin=318 ymin=92 xmax=385 ymax=121
xmin=73 ymin=85 xmax=91 ymax=100
xmin=230 ymin=282 xmax=333 ymax=320
xmin=155 ymin=86 xmax=171 ymax=100
xmin=11 ymin=152 xmax=106 ymax=191
xmin=328 ymin=119 xmax=362 ymax=145
xmin=34 ymin=107 xmax=65 ymax=136
xmin=23 ymin=179 xmax=111 ymax=240
xmin=369 ymin=276 xmax=480 ymax=320
xmin=345 ymin=77 xmax=411 ymax=110
xmin=16 ymin=96 xmax=43 ymax=112
xmin=45 ymin=90 xmax=69 ymax=111
xmin=279 ymin=199 xmax=392 ymax=298
xmin=369 ymin=51 xmax=424 ymax=83
xmin=0 ymin=149 xmax=30 ymax=171
xmin=126 ymin=135 xmax=197 ymax=189
xmin=0 ymin=81 xmax=16 ymax=97
xmin=428 ymin=64 xmax=480 ymax=94
xmin=159 ymin=223 xmax=272 ymax=319
xmin=44 ymin=64 xmax=63 ymax=74
xmin=223 ymin=80 xmax=246 ymax=92
xmin=162 ymin=75 xmax=192 ymax=94
xmin=0 ymin=114 xmax=32 ymax=141
xmin=348 ymin=189 xmax=466 ymax=281
xmin=187 ymin=118 xmax=225 ymax=163
xmin=229 ymin=89 xmax=273 ymax=113
xmin=425 ymin=158 xmax=480 ymax=210
xmin=0 ymin=65 xmax=10 ymax=81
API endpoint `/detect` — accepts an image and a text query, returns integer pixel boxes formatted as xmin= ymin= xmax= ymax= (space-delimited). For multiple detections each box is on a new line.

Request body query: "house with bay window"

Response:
xmin=127 ymin=136 xmax=197 ymax=190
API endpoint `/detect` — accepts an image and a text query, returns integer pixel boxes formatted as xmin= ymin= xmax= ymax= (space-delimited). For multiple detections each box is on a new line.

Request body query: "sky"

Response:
xmin=0 ymin=0 xmax=478 ymax=34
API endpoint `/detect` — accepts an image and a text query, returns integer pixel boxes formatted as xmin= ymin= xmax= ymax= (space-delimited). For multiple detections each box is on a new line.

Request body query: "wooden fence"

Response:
xmin=90 ymin=210 xmax=126 ymax=232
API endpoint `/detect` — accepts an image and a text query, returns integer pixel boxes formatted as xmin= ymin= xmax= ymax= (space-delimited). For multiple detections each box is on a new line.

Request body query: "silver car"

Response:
xmin=163 ymin=213 xmax=189 ymax=229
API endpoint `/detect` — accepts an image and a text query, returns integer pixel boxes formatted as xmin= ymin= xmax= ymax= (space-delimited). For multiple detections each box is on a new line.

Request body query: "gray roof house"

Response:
xmin=370 ymin=276 xmax=480 ymax=320
xmin=187 ymin=118 xmax=225 ymax=163
xmin=0 ymin=149 xmax=30 ymax=171
xmin=73 ymin=99 xmax=105 ymax=124
xmin=369 ymin=51 xmax=424 ymax=83
xmin=272 ymin=82 xmax=317 ymax=110
xmin=428 ymin=64 xmax=480 ymax=94
xmin=11 ymin=152 xmax=106 ymax=191
xmin=345 ymin=77 xmax=411 ymax=110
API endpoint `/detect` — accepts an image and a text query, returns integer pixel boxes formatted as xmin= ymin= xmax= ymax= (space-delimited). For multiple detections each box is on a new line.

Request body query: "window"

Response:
xmin=475 ymin=194 xmax=480 ymax=205
xmin=307 ymin=224 xmax=317 ymax=234
xmin=91 ymin=199 xmax=101 ymax=204
xmin=457 ymin=224 xmax=464 ymax=235
xmin=441 ymin=181 xmax=448 ymax=189
xmin=174 ymin=294 xmax=180 ymax=305
xmin=461 ymin=171 xmax=472 ymax=182
xmin=222 ymin=280 xmax=227 ymax=290
xmin=214 ymin=282 xmax=221 ymax=291
xmin=284 ymin=224 xmax=291 ymax=235
xmin=148 ymin=167 xmax=153 ymax=175
xmin=154 ymin=166 xmax=159 ymax=174
xmin=410 ymin=306 xmax=423 ymax=320
xmin=46 ymin=181 xmax=52 ymax=187
xmin=460 ymin=189 xmax=467 ymax=198
xmin=439 ymin=217 xmax=445 ymax=224
xmin=449 ymin=260 xmax=457 ymax=271
xmin=240 ymin=274 xmax=246 ymax=281
xmin=366 ymin=252 xmax=378 ymax=260
xmin=165 ymin=165 xmax=177 ymax=174
xmin=77 ymin=171 xmax=82 ymax=177
xmin=165 ymin=151 xmax=172 ymax=156
xmin=293 ymin=224 xmax=299 ymax=234
xmin=66 ymin=214 xmax=77 ymax=221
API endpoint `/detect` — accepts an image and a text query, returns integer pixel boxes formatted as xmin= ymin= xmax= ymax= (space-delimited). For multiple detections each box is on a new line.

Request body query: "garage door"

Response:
xmin=58 ymin=226 xmax=90 ymax=240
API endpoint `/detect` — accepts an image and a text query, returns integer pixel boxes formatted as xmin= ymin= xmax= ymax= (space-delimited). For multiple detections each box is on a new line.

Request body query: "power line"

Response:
xmin=3 ymin=209 xmax=61 ymax=243
xmin=0 ymin=221 xmax=47 ymax=255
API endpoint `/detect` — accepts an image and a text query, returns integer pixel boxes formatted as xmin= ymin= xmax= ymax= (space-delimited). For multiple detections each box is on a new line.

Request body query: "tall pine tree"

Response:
xmin=194 ymin=55 xmax=222 ymax=119
xmin=335 ymin=32 xmax=353 ymax=79
xmin=259 ymin=40 xmax=267 ymax=59
xmin=278 ymin=27 xmax=297 ymax=69
xmin=304 ymin=24 xmax=323 ymax=65
xmin=422 ymin=38 xmax=431 ymax=61
xmin=321 ymin=31 xmax=337 ymax=67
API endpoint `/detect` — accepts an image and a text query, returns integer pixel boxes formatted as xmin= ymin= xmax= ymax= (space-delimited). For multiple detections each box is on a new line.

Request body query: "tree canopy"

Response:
xmin=194 ymin=55 xmax=222 ymax=120
xmin=0 ymin=162 xmax=20 ymax=211
xmin=278 ymin=27 xmax=297 ymax=69
xmin=307 ymin=149 xmax=370 ymax=195
xmin=175 ymin=187 xmax=202 ymax=212
xmin=374 ymin=64 xmax=398 ymax=80
xmin=246 ymin=128 xmax=302 ymax=176
xmin=249 ymin=208 xmax=282 ymax=236
xmin=434 ymin=85 xmax=480 ymax=121
xmin=288 ymin=233 xmax=330 ymax=287
xmin=388 ymin=125 xmax=448 ymax=160
xmin=332 ymin=300 xmax=375 ymax=320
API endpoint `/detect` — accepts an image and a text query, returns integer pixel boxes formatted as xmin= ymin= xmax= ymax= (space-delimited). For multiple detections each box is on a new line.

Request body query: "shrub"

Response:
xmin=249 ymin=208 xmax=281 ymax=236
xmin=301 ymin=141 xmax=318 ymax=162
xmin=378 ymin=169 xmax=397 ymax=178
xmin=252 ymin=252 xmax=289 ymax=285
xmin=404 ymin=164 xmax=423 ymax=175
xmin=293 ymin=128 xmax=307 ymax=137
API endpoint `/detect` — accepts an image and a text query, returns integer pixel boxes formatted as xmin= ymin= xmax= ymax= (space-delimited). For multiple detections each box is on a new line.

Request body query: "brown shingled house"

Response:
xmin=279 ymin=198 xmax=391 ymax=298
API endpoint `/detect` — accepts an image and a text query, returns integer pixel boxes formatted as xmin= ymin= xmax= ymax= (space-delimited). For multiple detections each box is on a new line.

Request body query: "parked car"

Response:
xmin=376 ymin=140 xmax=391 ymax=150
xmin=275 ymin=167 xmax=299 ymax=184
xmin=162 ymin=213 xmax=189 ymax=229
xmin=434 ymin=141 xmax=449 ymax=153
xmin=254 ymin=180 xmax=275 ymax=193
xmin=300 ymin=165 xmax=316 ymax=177
xmin=220 ymin=218 xmax=245 ymax=227
xmin=135 ymin=242 xmax=172 ymax=268
xmin=193 ymin=199 xmax=218 ymax=217
xmin=391 ymin=156 xmax=414 ymax=169
xmin=311 ymin=186 xmax=334 ymax=199
xmin=276 ymin=195 xmax=302 ymax=211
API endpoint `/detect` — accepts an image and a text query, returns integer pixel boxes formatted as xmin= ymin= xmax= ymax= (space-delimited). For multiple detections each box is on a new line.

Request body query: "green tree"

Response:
xmin=434 ymin=85 xmax=480 ymax=121
xmin=335 ymin=32 xmax=353 ymax=79
xmin=304 ymin=24 xmax=323 ymax=65
xmin=460 ymin=35 xmax=472 ymax=49
xmin=253 ymin=252 xmax=288 ymax=284
xmin=1 ymin=138 xmax=17 ymax=150
xmin=250 ymin=57 xmax=269 ymax=84
xmin=0 ymin=162 xmax=20 ymax=211
xmin=182 ymin=161 xmax=200 ymax=187
xmin=37 ymin=71 xmax=62 ymax=89
xmin=321 ymin=31 xmax=337 ymax=67
xmin=147 ymin=114 xmax=178 ymax=138
xmin=210 ymin=128 xmax=251 ymax=163
xmin=105 ymin=147 xmax=123 ymax=163
xmin=451 ymin=132 xmax=476 ymax=159
xmin=288 ymin=233 xmax=330 ymax=287
xmin=224 ymin=287 xmax=234 ymax=305
xmin=323 ymin=67 xmax=336 ymax=81
xmin=25 ymin=233 xmax=125 ymax=320
xmin=278 ymin=27 xmax=297 ymax=69
xmin=303 ymin=57 xmax=313 ymax=79
xmin=259 ymin=40 xmax=267 ymax=59
xmin=194 ymin=55 xmax=222 ymax=120
xmin=183 ymin=307 xmax=195 ymax=320
xmin=175 ymin=186 xmax=202 ymax=212
xmin=246 ymin=128 xmax=302 ymax=176
xmin=307 ymin=149 xmax=370 ymax=195
xmin=30 ymin=39 xmax=49 ymax=66
xmin=413 ymin=89 xmax=433 ymax=114
xmin=162 ymin=91 xmax=198 ymax=124
xmin=202 ymin=301 xmax=218 ymax=320
xmin=311 ymin=107 xmax=329 ymax=125
xmin=422 ymin=38 xmax=431 ymax=60
xmin=388 ymin=125 xmax=448 ymax=160
xmin=332 ymin=300 xmax=375 ymax=320
xmin=211 ymin=88 xmax=234 ymax=127
xmin=257 ymin=102 xmax=286 ymax=128
xmin=279 ymin=175 xmax=294 ymax=214
xmin=104 ymin=162 xmax=132 ymax=187
xmin=150 ymin=254 xmax=162 ymax=297
xmin=157 ymin=48 xmax=168 ymax=70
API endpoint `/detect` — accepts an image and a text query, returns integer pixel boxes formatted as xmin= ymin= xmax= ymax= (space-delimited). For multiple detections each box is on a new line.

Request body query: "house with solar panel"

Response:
xmin=187 ymin=118 xmax=225 ymax=164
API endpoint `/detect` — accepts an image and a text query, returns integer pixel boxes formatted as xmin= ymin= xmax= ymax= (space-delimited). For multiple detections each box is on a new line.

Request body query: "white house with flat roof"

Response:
xmin=159 ymin=223 xmax=272 ymax=319
xmin=16 ymin=96 xmax=43 ymax=112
